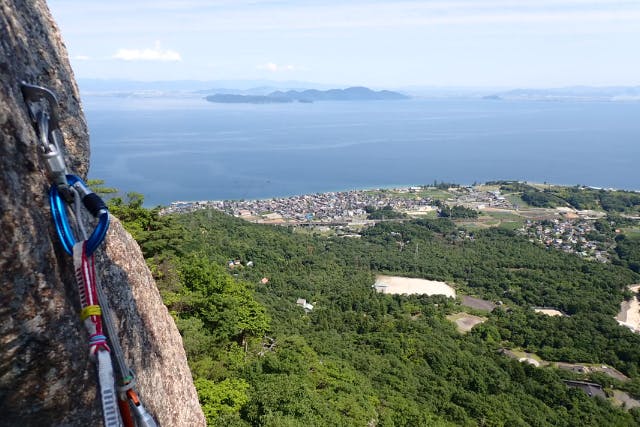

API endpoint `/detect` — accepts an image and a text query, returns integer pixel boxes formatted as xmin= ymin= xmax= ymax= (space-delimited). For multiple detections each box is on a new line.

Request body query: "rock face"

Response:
xmin=99 ymin=219 xmax=206 ymax=426
xmin=0 ymin=1 xmax=205 ymax=425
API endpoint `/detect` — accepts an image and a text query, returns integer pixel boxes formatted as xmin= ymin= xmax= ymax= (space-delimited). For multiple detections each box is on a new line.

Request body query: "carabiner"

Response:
xmin=20 ymin=82 xmax=60 ymax=129
xmin=21 ymin=82 xmax=69 ymax=191
xmin=50 ymin=174 xmax=110 ymax=256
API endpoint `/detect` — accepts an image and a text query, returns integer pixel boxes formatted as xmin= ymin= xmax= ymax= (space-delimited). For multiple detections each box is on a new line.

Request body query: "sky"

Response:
xmin=47 ymin=0 xmax=640 ymax=88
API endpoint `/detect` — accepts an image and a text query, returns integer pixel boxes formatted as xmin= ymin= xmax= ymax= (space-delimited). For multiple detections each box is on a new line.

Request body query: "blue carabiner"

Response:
xmin=50 ymin=175 xmax=110 ymax=256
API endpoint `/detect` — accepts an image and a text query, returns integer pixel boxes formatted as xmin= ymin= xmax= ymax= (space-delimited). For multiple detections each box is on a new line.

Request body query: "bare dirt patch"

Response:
xmin=501 ymin=350 xmax=630 ymax=384
xmin=534 ymin=308 xmax=566 ymax=317
xmin=404 ymin=206 xmax=437 ymax=217
xmin=613 ymin=390 xmax=640 ymax=410
xmin=519 ymin=357 xmax=540 ymax=367
xmin=461 ymin=296 xmax=496 ymax=312
xmin=555 ymin=362 xmax=629 ymax=382
xmin=616 ymin=285 xmax=640 ymax=333
xmin=373 ymin=275 xmax=455 ymax=297
xmin=446 ymin=312 xmax=487 ymax=333
xmin=499 ymin=348 xmax=548 ymax=366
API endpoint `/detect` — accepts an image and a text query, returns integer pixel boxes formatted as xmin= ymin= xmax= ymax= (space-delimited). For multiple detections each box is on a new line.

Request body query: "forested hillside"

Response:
xmin=496 ymin=181 xmax=640 ymax=213
xmin=110 ymin=196 xmax=640 ymax=426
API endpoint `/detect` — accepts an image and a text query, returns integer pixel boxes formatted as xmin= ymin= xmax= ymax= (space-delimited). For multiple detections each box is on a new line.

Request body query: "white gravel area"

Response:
xmin=373 ymin=275 xmax=455 ymax=297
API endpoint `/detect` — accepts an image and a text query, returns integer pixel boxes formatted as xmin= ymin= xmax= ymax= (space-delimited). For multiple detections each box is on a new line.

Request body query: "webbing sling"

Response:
xmin=74 ymin=240 xmax=120 ymax=426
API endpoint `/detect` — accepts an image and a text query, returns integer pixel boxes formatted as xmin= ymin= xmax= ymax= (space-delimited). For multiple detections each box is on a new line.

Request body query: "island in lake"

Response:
xmin=205 ymin=86 xmax=410 ymax=104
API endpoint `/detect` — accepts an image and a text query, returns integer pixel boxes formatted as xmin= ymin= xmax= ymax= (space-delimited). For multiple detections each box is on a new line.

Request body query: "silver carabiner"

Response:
xmin=21 ymin=82 xmax=70 ymax=194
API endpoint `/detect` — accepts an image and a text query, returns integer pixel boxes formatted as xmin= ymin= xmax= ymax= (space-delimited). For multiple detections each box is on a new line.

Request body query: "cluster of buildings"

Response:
xmin=520 ymin=218 xmax=610 ymax=262
xmin=161 ymin=186 xmax=528 ymax=225
xmin=455 ymin=188 xmax=515 ymax=210
xmin=162 ymin=188 xmax=436 ymax=223
xmin=162 ymin=189 xmax=623 ymax=266
xmin=161 ymin=186 xmax=521 ymax=224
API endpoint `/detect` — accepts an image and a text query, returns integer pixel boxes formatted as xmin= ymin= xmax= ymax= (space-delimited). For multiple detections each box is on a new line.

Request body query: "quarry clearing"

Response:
xmin=460 ymin=295 xmax=497 ymax=312
xmin=613 ymin=390 xmax=640 ymax=410
xmin=373 ymin=275 xmax=456 ymax=297
xmin=446 ymin=312 xmax=487 ymax=333
xmin=616 ymin=284 xmax=640 ymax=333
xmin=534 ymin=308 xmax=566 ymax=317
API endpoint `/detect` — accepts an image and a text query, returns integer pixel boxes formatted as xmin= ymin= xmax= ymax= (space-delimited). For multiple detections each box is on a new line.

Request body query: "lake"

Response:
xmin=84 ymin=96 xmax=640 ymax=206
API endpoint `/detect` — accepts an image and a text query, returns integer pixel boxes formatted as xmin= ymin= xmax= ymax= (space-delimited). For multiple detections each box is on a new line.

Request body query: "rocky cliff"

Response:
xmin=0 ymin=1 xmax=205 ymax=425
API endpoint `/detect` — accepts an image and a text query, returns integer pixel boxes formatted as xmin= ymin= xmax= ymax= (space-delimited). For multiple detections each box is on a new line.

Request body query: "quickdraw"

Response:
xmin=51 ymin=174 xmax=110 ymax=256
xmin=21 ymin=82 xmax=158 ymax=427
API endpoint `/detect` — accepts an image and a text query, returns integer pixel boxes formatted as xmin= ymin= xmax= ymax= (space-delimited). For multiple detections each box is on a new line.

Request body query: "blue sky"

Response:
xmin=47 ymin=0 xmax=640 ymax=88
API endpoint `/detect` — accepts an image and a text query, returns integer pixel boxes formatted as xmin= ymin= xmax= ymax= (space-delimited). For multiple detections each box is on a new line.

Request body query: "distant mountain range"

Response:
xmin=205 ymin=94 xmax=295 ymax=104
xmin=76 ymin=79 xmax=640 ymax=102
xmin=205 ymin=86 xmax=410 ymax=104
xmin=485 ymin=86 xmax=640 ymax=101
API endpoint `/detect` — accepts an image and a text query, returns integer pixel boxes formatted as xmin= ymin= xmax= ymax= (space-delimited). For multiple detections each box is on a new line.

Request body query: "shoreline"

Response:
xmin=159 ymin=181 xmax=640 ymax=209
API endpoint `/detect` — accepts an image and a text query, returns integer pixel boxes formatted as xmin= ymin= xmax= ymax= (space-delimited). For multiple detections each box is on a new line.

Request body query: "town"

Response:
xmin=162 ymin=184 xmax=626 ymax=263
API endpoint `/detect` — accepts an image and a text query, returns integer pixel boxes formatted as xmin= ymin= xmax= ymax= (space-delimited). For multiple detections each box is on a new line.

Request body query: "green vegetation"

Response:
xmin=365 ymin=205 xmax=408 ymax=220
xmin=615 ymin=234 xmax=640 ymax=273
xmin=520 ymin=190 xmax=566 ymax=208
xmin=111 ymin=194 xmax=640 ymax=426
xmin=436 ymin=203 xmax=479 ymax=219
xmin=499 ymin=183 xmax=640 ymax=213
xmin=108 ymin=193 xmax=183 ymax=258
xmin=431 ymin=180 xmax=462 ymax=190
xmin=87 ymin=178 xmax=118 ymax=196
xmin=482 ymin=211 xmax=524 ymax=222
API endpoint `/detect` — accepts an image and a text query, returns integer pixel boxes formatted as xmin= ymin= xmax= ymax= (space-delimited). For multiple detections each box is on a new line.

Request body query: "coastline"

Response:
xmin=85 ymin=97 xmax=640 ymax=207
xmin=158 ymin=180 xmax=640 ymax=209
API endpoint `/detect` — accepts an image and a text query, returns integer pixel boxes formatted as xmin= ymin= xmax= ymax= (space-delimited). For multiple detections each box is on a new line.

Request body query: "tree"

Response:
xmin=195 ymin=377 xmax=249 ymax=423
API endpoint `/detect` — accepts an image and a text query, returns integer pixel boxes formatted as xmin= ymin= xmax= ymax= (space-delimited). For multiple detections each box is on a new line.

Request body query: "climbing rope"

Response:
xmin=21 ymin=82 xmax=158 ymax=427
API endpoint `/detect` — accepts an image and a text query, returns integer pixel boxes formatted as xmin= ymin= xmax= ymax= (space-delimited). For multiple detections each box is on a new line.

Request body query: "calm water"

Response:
xmin=84 ymin=96 xmax=640 ymax=206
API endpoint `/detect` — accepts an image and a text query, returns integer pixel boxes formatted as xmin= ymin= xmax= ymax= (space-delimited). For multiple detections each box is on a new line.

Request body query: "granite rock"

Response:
xmin=0 ymin=1 xmax=204 ymax=425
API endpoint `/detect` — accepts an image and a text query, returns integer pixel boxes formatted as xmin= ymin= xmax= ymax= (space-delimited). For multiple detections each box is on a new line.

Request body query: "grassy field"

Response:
xmin=362 ymin=187 xmax=455 ymax=201
xmin=483 ymin=210 xmax=523 ymax=221
xmin=504 ymin=193 xmax=530 ymax=208
xmin=621 ymin=227 xmax=640 ymax=238
xmin=484 ymin=211 xmax=526 ymax=230
xmin=417 ymin=188 xmax=456 ymax=200
xmin=457 ymin=219 xmax=494 ymax=230
xmin=508 ymin=348 xmax=546 ymax=364
xmin=456 ymin=211 xmax=525 ymax=231
xmin=475 ymin=184 xmax=500 ymax=192
xmin=404 ymin=210 xmax=439 ymax=219
xmin=499 ymin=221 xmax=525 ymax=231
xmin=363 ymin=190 xmax=417 ymax=200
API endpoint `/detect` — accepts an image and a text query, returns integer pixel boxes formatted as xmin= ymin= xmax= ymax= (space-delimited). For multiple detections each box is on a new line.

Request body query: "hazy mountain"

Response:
xmin=205 ymin=86 xmax=409 ymax=104
xmin=272 ymin=86 xmax=409 ymax=101
xmin=488 ymin=86 xmax=640 ymax=101
xmin=76 ymin=80 xmax=640 ymax=102
xmin=395 ymin=86 xmax=507 ymax=98
xmin=204 ymin=94 xmax=293 ymax=104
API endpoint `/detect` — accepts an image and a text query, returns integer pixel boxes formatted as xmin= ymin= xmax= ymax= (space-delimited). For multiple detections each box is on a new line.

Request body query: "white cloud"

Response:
xmin=112 ymin=42 xmax=182 ymax=62
xmin=257 ymin=62 xmax=296 ymax=72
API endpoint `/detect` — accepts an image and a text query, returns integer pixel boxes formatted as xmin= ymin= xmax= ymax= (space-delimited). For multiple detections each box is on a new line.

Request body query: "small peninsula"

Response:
xmin=205 ymin=86 xmax=409 ymax=104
